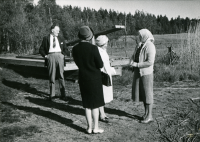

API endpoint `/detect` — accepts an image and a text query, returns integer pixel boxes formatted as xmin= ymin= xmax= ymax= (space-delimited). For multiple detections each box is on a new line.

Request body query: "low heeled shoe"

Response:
xmin=140 ymin=118 xmax=154 ymax=124
xmin=93 ymin=129 xmax=104 ymax=134
xmin=99 ymin=116 xmax=109 ymax=123
xmin=60 ymin=96 xmax=69 ymax=102
xmin=86 ymin=128 xmax=92 ymax=134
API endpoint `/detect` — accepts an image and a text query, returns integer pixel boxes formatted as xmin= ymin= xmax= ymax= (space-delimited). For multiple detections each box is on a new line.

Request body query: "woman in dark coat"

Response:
xmin=72 ymin=26 xmax=105 ymax=134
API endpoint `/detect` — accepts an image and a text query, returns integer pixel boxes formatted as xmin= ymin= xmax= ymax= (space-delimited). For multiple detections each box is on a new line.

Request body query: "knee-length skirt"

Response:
xmin=132 ymin=67 xmax=154 ymax=104
xmin=79 ymin=79 xmax=105 ymax=109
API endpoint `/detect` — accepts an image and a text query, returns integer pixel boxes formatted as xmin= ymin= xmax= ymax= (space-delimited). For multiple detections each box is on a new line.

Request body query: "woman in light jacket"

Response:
xmin=129 ymin=29 xmax=156 ymax=123
xmin=96 ymin=35 xmax=116 ymax=122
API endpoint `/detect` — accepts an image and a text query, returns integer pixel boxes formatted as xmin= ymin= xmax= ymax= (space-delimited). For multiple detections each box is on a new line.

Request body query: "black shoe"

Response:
xmin=52 ymin=96 xmax=60 ymax=99
xmin=99 ymin=117 xmax=109 ymax=123
xmin=60 ymin=96 xmax=69 ymax=102
xmin=48 ymin=96 xmax=60 ymax=101
xmin=47 ymin=97 xmax=53 ymax=101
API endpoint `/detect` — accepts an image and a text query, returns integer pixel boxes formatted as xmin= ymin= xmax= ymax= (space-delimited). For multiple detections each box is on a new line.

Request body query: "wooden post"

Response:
xmin=49 ymin=7 xmax=53 ymax=25
xmin=168 ymin=46 xmax=172 ymax=64
xmin=6 ymin=31 xmax=10 ymax=52
xmin=110 ymin=40 xmax=113 ymax=55
xmin=124 ymin=14 xmax=128 ymax=57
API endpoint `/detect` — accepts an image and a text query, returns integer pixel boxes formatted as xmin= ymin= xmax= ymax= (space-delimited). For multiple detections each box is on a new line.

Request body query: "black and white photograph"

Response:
xmin=0 ymin=0 xmax=200 ymax=141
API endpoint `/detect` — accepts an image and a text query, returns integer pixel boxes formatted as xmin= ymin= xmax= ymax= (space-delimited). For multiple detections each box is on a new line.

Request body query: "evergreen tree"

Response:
xmin=0 ymin=0 xmax=198 ymax=54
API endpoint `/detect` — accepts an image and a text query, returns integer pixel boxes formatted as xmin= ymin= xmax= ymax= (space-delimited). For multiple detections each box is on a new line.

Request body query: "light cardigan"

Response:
xmin=98 ymin=46 xmax=115 ymax=103
xmin=131 ymin=40 xmax=156 ymax=76
xmin=98 ymin=47 xmax=116 ymax=77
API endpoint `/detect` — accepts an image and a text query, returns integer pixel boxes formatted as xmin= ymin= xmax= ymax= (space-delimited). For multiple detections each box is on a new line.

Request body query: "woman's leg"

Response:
xmin=92 ymin=108 xmax=104 ymax=133
xmin=142 ymin=102 xmax=147 ymax=119
xmin=141 ymin=103 xmax=153 ymax=123
xmin=99 ymin=106 xmax=106 ymax=119
xmin=145 ymin=103 xmax=153 ymax=119
xmin=91 ymin=108 xmax=99 ymax=130
xmin=141 ymin=73 xmax=154 ymax=123
xmin=85 ymin=108 xmax=92 ymax=130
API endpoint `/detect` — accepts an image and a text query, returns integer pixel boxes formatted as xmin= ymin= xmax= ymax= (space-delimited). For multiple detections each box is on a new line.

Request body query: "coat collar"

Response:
xmin=48 ymin=34 xmax=61 ymax=43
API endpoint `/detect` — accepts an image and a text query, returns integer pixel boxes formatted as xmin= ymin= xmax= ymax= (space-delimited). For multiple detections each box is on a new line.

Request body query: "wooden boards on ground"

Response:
xmin=0 ymin=56 xmax=78 ymax=70
xmin=0 ymin=55 xmax=129 ymax=72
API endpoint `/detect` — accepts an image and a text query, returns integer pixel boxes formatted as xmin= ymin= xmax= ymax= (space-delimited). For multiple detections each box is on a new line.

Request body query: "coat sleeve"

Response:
xmin=138 ymin=43 xmax=156 ymax=68
xmin=62 ymin=39 xmax=70 ymax=56
xmin=129 ymin=45 xmax=138 ymax=64
xmin=93 ymin=46 xmax=103 ymax=69
xmin=100 ymin=51 xmax=112 ymax=75
xmin=39 ymin=37 xmax=46 ymax=58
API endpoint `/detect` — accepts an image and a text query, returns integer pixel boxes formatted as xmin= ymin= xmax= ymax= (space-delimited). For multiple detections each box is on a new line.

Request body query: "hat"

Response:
xmin=95 ymin=35 xmax=109 ymax=47
xmin=78 ymin=26 xmax=93 ymax=40
xmin=139 ymin=29 xmax=154 ymax=43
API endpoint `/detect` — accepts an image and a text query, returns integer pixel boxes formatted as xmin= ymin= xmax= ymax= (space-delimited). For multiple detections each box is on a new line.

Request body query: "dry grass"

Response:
xmin=0 ymin=64 xmax=200 ymax=142
xmin=109 ymin=22 xmax=200 ymax=83
xmin=0 ymin=25 xmax=200 ymax=141
xmin=152 ymin=97 xmax=200 ymax=142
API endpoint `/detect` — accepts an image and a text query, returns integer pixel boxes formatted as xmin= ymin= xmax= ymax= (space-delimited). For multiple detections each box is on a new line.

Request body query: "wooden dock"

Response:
xmin=0 ymin=25 xmax=129 ymax=80
xmin=0 ymin=54 xmax=130 ymax=76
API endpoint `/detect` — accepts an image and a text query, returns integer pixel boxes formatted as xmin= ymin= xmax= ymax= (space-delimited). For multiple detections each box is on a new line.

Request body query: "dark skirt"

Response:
xmin=132 ymin=67 xmax=154 ymax=104
xmin=79 ymin=79 xmax=105 ymax=109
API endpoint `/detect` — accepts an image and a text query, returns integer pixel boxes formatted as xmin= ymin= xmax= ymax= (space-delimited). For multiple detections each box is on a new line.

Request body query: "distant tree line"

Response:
xmin=0 ymin=0 xmax=199 ymax=54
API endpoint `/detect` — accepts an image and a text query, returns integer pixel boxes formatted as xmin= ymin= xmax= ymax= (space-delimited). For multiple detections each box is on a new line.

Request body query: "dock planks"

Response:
xmin=0 ymin=54 xmax=129 ymax=71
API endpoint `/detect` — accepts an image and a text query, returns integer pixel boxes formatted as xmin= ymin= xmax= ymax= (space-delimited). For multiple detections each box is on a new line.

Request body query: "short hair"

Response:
xmin=50 ymin=23 xmax=59 ymax=30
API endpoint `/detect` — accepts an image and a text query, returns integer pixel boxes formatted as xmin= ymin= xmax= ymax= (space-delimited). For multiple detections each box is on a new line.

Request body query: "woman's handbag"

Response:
xmin=101 ymin=71 xmax=111 ymax=86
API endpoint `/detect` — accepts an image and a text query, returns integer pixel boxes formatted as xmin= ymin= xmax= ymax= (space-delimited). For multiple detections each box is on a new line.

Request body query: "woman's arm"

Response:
xmin=129 ymin=45 xmax=138 ymax=65
xmin=138 ymin=43 xmax=156 ymax=68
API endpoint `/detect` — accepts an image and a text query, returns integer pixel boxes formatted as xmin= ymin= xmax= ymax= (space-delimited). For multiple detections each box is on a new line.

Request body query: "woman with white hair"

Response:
xmin=95 ymin=35 xmax=116 ymax=122
xmin=129 ymin=29 xmax=156 ymax=124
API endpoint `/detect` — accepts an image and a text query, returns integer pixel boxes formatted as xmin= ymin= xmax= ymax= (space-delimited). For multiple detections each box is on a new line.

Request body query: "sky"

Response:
xmin=33 ymin=0 xmax=200 ymax=19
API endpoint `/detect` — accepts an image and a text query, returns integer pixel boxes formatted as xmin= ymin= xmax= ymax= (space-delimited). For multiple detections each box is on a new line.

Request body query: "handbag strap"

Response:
xmin=103 ymin=65 xmax=108 ymax=74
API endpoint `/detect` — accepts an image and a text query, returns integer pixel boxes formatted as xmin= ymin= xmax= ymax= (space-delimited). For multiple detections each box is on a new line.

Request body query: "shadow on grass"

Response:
xmin=5 ymin=64 xmax=78 ymax=81
xmin=2 ymin=79 xmax=49 ymax=97
xmin=67 ymin=97 xmax=142 ymax=120
xmin=1 ymin=102 xmax=86 ymax=133
xmin=1 ymin=78 xmax=141 ymax=121
xmin=39 ymin=96 xmax=142 ymax=121
xmin=25 ymin=97 xmax=85 ymax=116
xmin=5 ymin=64 xmax=49 ymax=80
xmin=104 ymin=107 xmax=142 ymax=121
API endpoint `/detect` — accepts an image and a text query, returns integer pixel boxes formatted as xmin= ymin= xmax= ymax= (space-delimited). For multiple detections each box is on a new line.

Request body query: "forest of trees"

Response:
xmin=0 ymin=0 xmax=199 ymax=54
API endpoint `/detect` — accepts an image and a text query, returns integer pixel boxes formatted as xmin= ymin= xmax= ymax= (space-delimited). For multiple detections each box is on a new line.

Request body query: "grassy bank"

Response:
xmin=110 ymin=22 xmax=200 ymax=83
xmin=0 ymin=63 xmax=200 ymax=142
xmin=0 ymin=23 xmax=200 ymax=142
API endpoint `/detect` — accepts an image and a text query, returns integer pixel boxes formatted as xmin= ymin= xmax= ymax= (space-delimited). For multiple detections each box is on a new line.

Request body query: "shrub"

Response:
xmin=113 ymin=66 xmax=133 ymax=86
xmin=154 ymin=21 xmax=200 ymax=82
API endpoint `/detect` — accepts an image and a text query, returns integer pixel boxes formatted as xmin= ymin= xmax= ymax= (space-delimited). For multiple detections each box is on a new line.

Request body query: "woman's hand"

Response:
xmin=129 ymin=60 xmax=133 ymax=66
xmin=130 ymin=62 xmax=138 ymax=67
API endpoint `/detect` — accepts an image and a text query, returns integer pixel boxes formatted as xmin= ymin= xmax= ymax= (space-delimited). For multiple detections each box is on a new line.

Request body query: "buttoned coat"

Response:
xmin=72 ymin=41 xmax=105 ymax=108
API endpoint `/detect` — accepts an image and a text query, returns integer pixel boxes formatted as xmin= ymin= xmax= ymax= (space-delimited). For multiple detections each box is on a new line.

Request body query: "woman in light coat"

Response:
xmin=129 ymin=29 xmax=156 ymax=123
xmin=96 ymin=35 xmax=116 ymax=122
